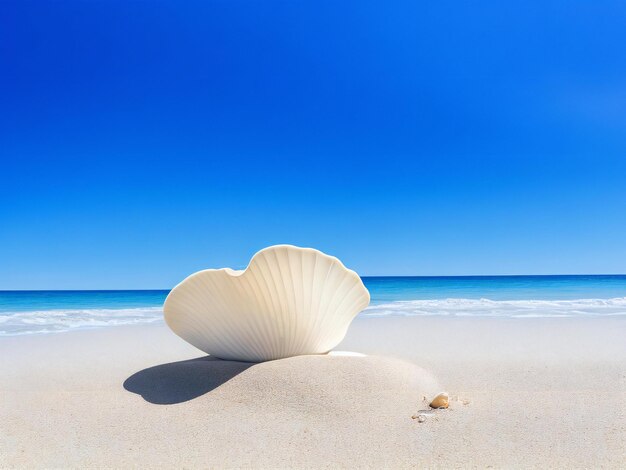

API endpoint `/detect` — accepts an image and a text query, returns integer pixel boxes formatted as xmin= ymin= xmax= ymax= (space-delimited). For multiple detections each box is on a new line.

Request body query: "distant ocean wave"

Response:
xmin=1 ymin=297 xmax=625 ymax=336
xmin=0 ymin=307 xmax=163 ymax=336
xmin=363 ymin=297 xmax=626 ymax=318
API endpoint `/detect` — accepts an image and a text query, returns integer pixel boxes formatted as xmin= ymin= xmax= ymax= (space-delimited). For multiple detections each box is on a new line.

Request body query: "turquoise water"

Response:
xmin=364 ymin=275 xmax=626 ymax=302
xmin=1 ymin=275 xmax=625 ymax=335
xmin=0 ymin=290 xmax=168 ymax=313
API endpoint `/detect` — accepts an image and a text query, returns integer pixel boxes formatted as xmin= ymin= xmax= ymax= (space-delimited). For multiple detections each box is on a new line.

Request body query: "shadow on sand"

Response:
xmin=123 ymin=356 xmax=254 ymax=405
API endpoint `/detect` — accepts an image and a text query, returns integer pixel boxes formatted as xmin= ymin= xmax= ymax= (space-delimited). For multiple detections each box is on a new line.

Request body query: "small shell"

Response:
xmin=429 ymin=392 xmax=449 ymax=409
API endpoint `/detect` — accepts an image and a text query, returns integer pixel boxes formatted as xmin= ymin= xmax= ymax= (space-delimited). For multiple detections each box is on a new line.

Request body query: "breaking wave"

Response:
xmin=2 ymin=297 xmax=625 ymax=336
xmin=0 ymin=307 xmax=163 ymax=336
xmin=363 ymin=297 xmax=626 ymax=318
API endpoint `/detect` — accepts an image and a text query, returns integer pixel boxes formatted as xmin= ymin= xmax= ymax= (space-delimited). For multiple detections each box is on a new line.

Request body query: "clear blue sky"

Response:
xmin=1 ymin=1 xmax=625 ymax=289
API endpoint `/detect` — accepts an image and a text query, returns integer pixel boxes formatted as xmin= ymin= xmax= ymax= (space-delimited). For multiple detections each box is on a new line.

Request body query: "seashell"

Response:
xmin=429 ymin=392 xmax=449 ymax=409
xmin=328 ymin=351 xmax=367 ymax=357
xmin=164 ymin=245 xmax=370 ymax=362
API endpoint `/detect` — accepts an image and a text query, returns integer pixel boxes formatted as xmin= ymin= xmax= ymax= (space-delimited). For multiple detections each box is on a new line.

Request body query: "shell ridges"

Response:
xmin=163 ymin=245 xmax=370 ymax=362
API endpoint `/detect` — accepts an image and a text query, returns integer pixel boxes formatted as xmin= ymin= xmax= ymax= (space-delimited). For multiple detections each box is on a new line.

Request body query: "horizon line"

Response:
xmin=2 ymin=273 xmax=626 ymax=292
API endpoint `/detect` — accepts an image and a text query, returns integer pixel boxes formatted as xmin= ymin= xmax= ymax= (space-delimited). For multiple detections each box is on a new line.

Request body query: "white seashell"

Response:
xmin=327 ymin=351 xmax=367 ymax=357
xmin=164 ymin=245 xmax=370 ymax=362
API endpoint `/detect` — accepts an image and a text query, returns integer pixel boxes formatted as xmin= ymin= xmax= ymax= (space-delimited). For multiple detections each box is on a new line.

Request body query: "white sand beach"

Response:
xmin=1 ymin=316 xmax=625 ymax=468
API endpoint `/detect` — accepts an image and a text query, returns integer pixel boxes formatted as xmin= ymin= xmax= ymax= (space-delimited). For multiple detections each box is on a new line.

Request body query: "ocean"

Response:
xmin=1 ymin=275 xmax=625 ymax=336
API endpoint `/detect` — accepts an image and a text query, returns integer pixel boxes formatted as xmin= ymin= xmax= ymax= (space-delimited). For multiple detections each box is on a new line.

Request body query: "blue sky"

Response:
xmin=1 ymin=1 xmax=626 ymax=289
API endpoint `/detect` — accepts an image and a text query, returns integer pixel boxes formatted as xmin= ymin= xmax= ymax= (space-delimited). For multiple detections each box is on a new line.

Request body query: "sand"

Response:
xmin=1 ymin=316 xmax=625 ymax=468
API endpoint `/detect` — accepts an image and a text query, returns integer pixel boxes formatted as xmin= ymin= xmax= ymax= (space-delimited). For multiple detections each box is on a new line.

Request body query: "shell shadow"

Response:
xmin=123 ymin=356 xmax=253 ymax=405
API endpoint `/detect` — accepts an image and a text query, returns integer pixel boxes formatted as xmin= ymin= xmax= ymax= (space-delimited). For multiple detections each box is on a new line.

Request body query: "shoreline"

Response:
xmin=1 ymin=316 xmax=625 ymax=467
xmin=3 ymin=302 xmax=626 ymax=337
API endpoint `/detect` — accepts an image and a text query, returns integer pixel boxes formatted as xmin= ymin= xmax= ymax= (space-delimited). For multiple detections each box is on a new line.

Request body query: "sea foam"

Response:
xmin=363 ymin=297 xmax=626 ymax=318
xmin=0 ymin=307 xmax=163 ymax=336
xmin=1 ymin=297 xmax=625 ymax=336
